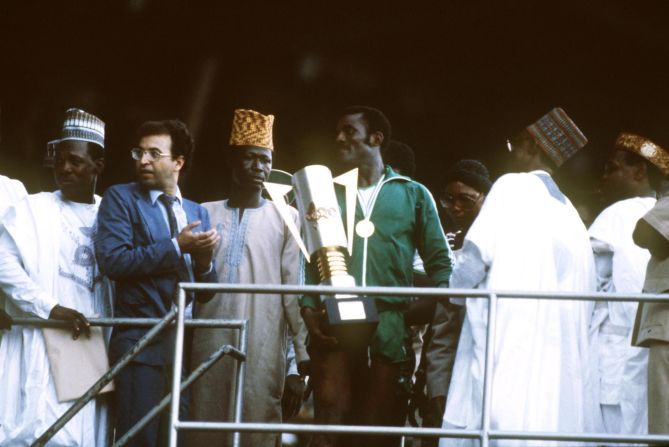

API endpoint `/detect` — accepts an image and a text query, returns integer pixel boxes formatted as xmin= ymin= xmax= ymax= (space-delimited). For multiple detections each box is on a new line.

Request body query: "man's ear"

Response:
xmin=632 ymin=161 xmax=648 ymax=181
xmin=94 ymin=158 xmax=105 ymax=175
xmin=369 ymin=131 xmax=384 ymax=148
xmin=526 ymin=140 xmax=541 ymax=155
xmin=174 ymin=155 xmax=185 ymax=172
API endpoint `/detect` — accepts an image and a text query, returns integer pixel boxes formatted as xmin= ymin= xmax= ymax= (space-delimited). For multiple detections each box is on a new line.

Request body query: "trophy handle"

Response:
xmin=332 ymin=168 xmax=358 ymax=256
xmin=264 ymin=180 xmax=311 ymax=262
xmin=262 ymin=169 xmax=295 ymax=204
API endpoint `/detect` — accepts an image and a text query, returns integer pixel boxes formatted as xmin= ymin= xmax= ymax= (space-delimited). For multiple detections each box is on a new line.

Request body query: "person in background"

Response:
xmin=438 ymin=159 xmax=491 ymax=251
xmin=589 ymin=132 xmax=669 ymax=435
xmin=632 ymin=178 xmax=669 ymax=435
xmin=383 ymin=139 xmax=416 ymax=178
xmin=417 ymin=160 xmax=491 ymax=446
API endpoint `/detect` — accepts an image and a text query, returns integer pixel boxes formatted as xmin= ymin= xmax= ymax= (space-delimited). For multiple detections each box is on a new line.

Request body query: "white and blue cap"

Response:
xmin=49 ymin=108 xmax=105 ymax=149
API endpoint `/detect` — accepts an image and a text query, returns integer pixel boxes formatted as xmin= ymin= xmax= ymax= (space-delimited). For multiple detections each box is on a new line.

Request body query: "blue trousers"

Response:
xmin=114 ymin=361 xmax=189 ymax=447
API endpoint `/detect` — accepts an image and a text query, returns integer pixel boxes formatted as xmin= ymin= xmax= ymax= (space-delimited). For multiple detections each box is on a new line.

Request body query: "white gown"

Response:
xmin=0 ymin=174 xmax=27 ymax=219
xmin=589 ymin=196 xmax=655 ymax=436
xmin=0 ymin=192 xmax=112 ymax=446
xmin=0 ymin=174 xmax=27 ymax=344
xmin=441 ymin=172 xmax=597 ymax=447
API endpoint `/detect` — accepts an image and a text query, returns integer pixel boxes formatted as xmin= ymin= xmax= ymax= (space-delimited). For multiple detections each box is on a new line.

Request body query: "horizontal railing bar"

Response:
xmin=178 ymin=282 xmax=669 ymax=302
xmin=11 ymin=317 xmax=246 ymax=328
xmin=175 ymin=422 xmax=480 ymax=438
xmin=490 ymin=430 xmax=669 ymax=444
xmin=174 ymin=421 xmax=669 ymax=443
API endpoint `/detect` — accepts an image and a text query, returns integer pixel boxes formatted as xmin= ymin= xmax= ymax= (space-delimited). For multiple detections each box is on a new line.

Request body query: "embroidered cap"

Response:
xmin=229 ymin=109 xmax=274 ymax=150
xmin=525 ymin=107 xmax=587 ymax=167
xmin=615 ymin=132 xmax=669 ymax=176
xmin=49 ymin=108 xmax=105 ymax=149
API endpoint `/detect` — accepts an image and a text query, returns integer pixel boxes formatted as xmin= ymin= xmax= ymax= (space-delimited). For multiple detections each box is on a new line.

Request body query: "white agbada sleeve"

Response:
xmin=0 ymin=175 xmax=27 ymax=219
xmin=0 ymin=195 xmax=60 ymax=319
xmin=0 ymin=230 xmax=58 ymax=318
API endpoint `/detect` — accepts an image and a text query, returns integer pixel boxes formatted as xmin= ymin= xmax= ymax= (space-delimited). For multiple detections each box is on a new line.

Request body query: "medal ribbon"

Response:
xmin=356 ymin=174 xmax=386 ymax=286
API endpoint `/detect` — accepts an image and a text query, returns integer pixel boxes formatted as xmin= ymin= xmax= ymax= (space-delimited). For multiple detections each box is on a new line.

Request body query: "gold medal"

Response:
xmin=355 ymin=219 xmax=375 ymax=238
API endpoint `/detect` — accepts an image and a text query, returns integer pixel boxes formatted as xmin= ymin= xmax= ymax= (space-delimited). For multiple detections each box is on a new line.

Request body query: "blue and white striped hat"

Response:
xmin=49 ymin=108 xmax=105 ymax=149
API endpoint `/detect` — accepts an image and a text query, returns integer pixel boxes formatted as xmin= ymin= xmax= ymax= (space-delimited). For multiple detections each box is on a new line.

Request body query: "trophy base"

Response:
xmin=323 ymin=296 xmax=379 ymax=350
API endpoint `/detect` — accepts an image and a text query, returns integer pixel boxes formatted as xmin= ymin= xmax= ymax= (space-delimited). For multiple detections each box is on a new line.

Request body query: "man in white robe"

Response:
xmin=0 ymin=109 xmax=111 ymax=446
xmin=189 ymin=109 xmax=308 ymax=447
xmin=441 ymin=108 xmax=597 ymax=447
xmin=589 ymin=133 xmax=669 ymax=435
xmin=0 ymin=174 xmax=27 ymax=218
xmin=0 ymin=174 xmax=27 ymax=335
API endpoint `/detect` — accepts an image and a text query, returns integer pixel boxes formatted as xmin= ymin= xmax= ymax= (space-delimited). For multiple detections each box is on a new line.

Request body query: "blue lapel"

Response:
xmin=135 ymin=187 xmax=171 ymax=242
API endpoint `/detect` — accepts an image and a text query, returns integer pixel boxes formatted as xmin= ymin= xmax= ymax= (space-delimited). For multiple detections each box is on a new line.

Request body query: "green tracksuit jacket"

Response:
xmin=301 ymin=165 xmax=453 ymax=362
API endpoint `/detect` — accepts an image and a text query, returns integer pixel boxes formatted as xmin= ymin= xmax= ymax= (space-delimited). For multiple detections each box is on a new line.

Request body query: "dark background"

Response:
xmin=1 ymin=1 xmax=668 ymax=209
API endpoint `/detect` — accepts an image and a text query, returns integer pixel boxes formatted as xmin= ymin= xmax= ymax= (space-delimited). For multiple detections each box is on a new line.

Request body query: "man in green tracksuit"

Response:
xmin=300 ymin=106 xmax=453 ymax=447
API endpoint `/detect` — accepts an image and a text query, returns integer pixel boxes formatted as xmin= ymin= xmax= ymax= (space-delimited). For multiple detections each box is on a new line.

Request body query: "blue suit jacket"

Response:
xmin=95 ymin=182 xmax=218 ymax=365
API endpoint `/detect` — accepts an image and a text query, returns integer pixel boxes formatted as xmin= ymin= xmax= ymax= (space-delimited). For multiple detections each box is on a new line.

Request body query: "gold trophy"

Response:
xmin=265 ymin=166 xmax=378 ymax=348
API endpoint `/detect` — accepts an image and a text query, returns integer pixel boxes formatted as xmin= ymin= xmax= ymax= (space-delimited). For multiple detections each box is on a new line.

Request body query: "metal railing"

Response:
xmin=168 ymin=283 xmax=669 ymax=447
xmin=8 ymin=283 xmax=669 ymax=446
xmin=13 ymin=312 xmax=248 ymax=447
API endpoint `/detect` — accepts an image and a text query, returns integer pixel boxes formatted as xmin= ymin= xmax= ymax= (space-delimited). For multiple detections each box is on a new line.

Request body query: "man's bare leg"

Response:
xmin=309 ymin=349 xmax=354 ymax=447
xmin=357 ymin=359 xmax=407 ymax=447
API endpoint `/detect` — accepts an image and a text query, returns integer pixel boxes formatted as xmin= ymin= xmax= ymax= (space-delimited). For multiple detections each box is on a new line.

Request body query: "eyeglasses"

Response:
xmin=441 ymin=192 xmax=483 ymax=210
xmin=130 ymin=148 xmax=172 ymax=161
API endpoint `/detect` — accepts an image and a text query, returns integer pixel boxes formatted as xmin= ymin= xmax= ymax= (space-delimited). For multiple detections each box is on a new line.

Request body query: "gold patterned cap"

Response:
xmin=615 ymin=132 xmax=669 ymax=176
xmin=229 ymin=109 xmax=274 ymax=150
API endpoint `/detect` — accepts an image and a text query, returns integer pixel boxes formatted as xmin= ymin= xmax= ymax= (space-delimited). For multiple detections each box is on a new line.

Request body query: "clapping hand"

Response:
xmin=176 ymin=221 xmax=220 ymax=272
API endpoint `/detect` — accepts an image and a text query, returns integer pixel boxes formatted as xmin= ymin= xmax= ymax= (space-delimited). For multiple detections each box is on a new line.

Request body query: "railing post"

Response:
xmin=231 ymin=319 xmax=248 ymax=447
xmin=168 ymin=286 xmax=187 ymax=447
xmin=481 ymin=292 xmax=498 ymax=447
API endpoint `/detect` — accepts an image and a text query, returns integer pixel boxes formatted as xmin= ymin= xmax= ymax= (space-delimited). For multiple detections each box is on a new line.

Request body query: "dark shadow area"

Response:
xmin=1 ymin=0 xmax=668 ymax=210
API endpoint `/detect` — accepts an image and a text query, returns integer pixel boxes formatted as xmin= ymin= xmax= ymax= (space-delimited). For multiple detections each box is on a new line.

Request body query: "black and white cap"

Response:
xmin=49 ymin=108 xmax=105 ymax=149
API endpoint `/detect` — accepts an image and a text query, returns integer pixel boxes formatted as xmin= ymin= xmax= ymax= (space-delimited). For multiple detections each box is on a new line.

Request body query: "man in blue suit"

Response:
xmin=96 ymin=119 xmax=219 ymax=446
